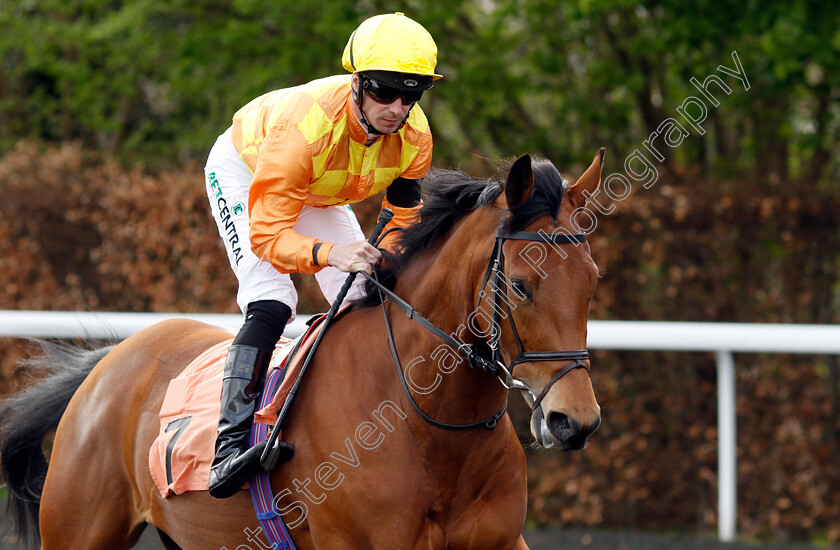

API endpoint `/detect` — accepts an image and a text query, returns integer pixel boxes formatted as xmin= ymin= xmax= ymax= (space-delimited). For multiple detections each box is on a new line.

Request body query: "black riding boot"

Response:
xmin=208 ymin=344 xmax=272 ymax=498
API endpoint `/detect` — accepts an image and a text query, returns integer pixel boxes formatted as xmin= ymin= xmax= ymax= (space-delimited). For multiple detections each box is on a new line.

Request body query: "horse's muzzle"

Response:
xmin=532 ymin=407 xmax=601 ymax=451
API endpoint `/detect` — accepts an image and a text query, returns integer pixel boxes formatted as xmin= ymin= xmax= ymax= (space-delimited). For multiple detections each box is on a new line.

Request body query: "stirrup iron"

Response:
xmin=261 ymin=438 xmax=295 ymax=471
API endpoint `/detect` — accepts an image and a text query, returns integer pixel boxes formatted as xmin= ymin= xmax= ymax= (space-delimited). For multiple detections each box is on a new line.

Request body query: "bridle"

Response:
xmin=362 ymin=210 xmax=592 ymax=431
xmin=479 ymin=216 xmax=591 ymax=409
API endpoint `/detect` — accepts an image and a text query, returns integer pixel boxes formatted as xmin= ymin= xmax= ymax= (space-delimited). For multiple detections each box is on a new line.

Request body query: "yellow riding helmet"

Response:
xmin=342 ymin=12 xmax=443 ymax=88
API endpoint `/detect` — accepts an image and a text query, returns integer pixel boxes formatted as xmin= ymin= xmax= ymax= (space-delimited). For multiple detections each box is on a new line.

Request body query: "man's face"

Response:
xmin=352 ymin=74 xmax=419 ymax=134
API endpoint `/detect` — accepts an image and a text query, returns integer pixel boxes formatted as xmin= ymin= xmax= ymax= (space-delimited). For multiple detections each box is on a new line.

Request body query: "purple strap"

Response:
xmin=248 ymin=365 xmax=296 ymax=550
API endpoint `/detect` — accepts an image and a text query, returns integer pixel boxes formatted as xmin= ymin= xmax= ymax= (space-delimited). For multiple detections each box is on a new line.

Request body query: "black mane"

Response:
xmin=356 ymin=158 xmax=568 ymax=306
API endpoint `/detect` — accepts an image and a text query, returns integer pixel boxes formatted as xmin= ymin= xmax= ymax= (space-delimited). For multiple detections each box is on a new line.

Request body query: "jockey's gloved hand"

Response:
xmin=327 ymin=241 xmax=382 ymax=273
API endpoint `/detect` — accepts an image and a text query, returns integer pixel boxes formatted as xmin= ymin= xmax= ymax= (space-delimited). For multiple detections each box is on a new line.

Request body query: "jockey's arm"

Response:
xmin=327 ymin=177 xmax=422 ymax=273
xmin=248 ymin=129 xmax=333 ymax=275
xmin=376 ymin=177 xmax=423 ymax=253
xmin=386 ymin=177 xmax=421 ymax=208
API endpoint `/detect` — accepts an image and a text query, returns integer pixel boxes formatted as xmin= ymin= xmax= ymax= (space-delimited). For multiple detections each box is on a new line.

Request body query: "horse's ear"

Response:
xmin=505 ymin=154 xmax=534 ymax=208
xmin=566 ymin=148 xmax=605 ymax=209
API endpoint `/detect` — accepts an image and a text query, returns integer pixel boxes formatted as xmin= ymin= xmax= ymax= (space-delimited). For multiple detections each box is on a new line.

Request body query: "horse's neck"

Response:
xmin=387 ymin=213 xmax=509 ymax=431
xmin=398 ymin=212 xmax=493 ymax=322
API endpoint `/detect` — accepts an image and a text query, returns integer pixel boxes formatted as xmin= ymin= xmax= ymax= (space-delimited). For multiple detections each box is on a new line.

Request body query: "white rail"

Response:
xmin=3 ymin=310 xmax=840 ymax=542
xmin=0 ymin=310 xmax=310 ymax=340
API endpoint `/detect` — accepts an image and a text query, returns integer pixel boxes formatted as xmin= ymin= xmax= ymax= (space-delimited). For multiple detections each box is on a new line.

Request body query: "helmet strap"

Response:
xmin=397 ymin=103 xmax=414 ymax=130
xmin=355 ymin=82 xmax=383 ymax=137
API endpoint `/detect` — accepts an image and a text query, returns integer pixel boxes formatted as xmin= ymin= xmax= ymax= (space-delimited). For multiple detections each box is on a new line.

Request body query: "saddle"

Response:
xmin=148 ymin=312 xmax=337 ymax=497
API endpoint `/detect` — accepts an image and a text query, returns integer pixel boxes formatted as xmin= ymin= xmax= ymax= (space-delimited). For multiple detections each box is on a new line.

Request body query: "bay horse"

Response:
xmin=0 ymin=151 xmax=604 ymax=550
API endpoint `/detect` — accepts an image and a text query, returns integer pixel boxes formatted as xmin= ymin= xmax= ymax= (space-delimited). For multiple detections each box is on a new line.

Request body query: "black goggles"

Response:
xmin=361 ymin=76 xmax=425 ymax=105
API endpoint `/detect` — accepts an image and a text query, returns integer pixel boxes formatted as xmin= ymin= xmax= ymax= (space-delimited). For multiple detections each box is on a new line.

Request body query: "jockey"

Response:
xmin=203 ymin=12 xmax=442 ymax=499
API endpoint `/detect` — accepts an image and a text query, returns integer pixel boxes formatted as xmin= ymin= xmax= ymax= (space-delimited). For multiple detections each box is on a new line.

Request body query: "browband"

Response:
xmin=496 ymin=231 xmax=586 ymax=244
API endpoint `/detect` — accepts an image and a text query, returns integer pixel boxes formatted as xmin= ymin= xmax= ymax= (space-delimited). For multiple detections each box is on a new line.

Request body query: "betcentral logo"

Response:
xmin=208 ymin=172 xmax=244 ymax=265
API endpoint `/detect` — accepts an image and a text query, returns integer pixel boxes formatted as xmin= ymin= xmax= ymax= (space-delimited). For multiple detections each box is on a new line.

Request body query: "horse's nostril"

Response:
xmin=546 ymin=412 xmax=575 ymax=436
xmin=546 ymin=411 xmax=599 ymax=450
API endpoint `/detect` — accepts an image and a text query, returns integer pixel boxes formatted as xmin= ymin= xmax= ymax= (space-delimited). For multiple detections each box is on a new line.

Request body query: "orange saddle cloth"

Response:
xmin=148 ymin=317 xmax=328 ymax=497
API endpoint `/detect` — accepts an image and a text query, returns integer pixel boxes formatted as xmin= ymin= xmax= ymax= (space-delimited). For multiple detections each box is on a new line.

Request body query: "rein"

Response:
xmin=363 ymin=213 xmax=591 ymax=431
xmin=372 ymin=276 xmax=508 ymax=431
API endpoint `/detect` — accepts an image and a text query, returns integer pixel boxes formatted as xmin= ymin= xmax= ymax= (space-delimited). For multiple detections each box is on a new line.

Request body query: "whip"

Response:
xmin=260 ymin=208 xmax=395 ymax=470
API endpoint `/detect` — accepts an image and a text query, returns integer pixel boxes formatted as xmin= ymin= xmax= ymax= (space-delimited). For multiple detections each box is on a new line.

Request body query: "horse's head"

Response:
xmin=482 ymin=150 xmax=605 ymax=451
xmin=369 ymin=151 xmax=604 ymax=450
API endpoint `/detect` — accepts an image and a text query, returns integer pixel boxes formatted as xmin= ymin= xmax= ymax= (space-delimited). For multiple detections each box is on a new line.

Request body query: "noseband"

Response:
xmin=364 ymin=212 xmax=591 ymax=430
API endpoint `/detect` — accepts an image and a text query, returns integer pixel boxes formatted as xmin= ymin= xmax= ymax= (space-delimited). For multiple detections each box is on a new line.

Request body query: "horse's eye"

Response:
xmin=512 ymin=279 xmax=532 ymax=300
